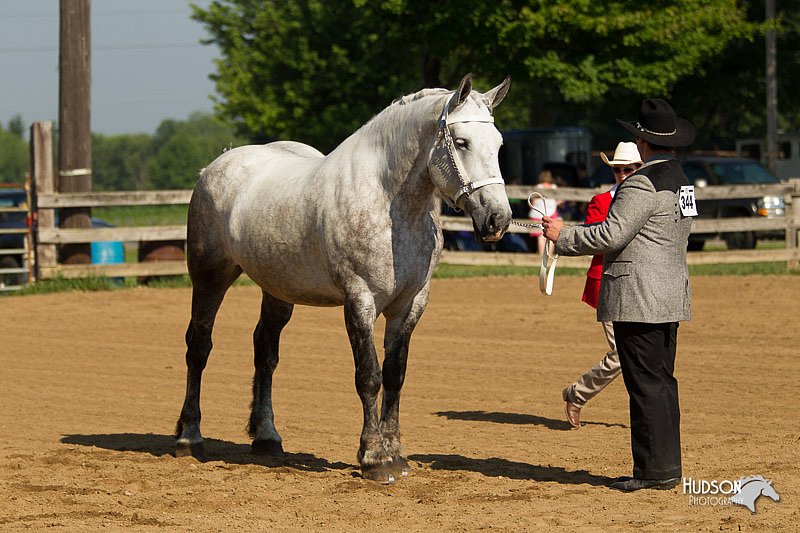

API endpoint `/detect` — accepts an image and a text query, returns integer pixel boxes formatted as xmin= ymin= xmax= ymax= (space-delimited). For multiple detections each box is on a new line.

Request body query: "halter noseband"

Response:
xmin=432 ymin=98 xmax=505 ymax=209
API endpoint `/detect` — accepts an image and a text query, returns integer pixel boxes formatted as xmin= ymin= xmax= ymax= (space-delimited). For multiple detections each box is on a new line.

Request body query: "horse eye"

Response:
xmin=454 ymin=138 xmax=469 ymax=149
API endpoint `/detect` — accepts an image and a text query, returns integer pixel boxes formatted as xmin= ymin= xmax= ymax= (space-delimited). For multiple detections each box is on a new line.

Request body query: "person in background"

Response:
xmin=529 ymin=170 xmax=560 ymax=253
xmin=543 ymin=98 xmax=696 ymax=492
xmin=562 ymin=142 xmax=643 ymax=428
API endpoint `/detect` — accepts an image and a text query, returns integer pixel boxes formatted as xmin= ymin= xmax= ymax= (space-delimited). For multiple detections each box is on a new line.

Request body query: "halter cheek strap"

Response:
xmin=433 ymin=99 xmax=505 ymax=209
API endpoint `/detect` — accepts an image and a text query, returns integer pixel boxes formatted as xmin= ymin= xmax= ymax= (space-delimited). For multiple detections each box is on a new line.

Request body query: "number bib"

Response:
xmin=679 ymin=185 xmax=698 ymax=217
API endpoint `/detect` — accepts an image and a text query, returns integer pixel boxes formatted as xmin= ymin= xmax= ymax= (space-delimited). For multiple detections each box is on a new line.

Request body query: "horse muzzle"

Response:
xmin=473 ymin=210 xmax=511 ymax=243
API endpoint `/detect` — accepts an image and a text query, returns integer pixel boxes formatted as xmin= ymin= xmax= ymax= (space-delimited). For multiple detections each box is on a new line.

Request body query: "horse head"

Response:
xmin=428 ymin=74 xmax=512 ymax=243
xmin=761 ymin=479 xmax=780 ymax=502
xmin=732 ymin=476 xmax=781 ymax=512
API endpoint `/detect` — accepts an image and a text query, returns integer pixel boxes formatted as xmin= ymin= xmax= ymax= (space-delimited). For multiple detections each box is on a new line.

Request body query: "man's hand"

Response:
xmin=542 ymin=216 xmax=564 ymax=242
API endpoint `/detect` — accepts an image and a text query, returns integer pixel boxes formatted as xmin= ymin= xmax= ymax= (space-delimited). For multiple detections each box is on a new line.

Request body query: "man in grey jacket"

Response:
xmin=542 ymin=98 xmax=697 ymax=492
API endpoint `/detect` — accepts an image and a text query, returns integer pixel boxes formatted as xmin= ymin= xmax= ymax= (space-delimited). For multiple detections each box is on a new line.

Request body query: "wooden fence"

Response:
xmin=25 ymin=121 xmax=800 ymax=280
xmin=27 ymin=181 xmax=800 ymax=280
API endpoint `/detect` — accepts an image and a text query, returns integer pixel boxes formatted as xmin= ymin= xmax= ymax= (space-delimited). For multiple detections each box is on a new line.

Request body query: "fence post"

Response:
xmin=30 ymin=121 xmax=57 ymax=280
xmin=788 ymin=178 xmax=800 ymax=272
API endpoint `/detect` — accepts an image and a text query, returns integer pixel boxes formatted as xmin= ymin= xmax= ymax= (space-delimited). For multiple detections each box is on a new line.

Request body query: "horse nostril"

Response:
xmin=488 ymin=213 xmax=499 ymax=232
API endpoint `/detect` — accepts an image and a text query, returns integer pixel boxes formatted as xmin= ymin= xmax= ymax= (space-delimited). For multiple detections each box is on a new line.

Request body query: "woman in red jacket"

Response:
xmin=562 ymin=142 xmax=642 ymax=428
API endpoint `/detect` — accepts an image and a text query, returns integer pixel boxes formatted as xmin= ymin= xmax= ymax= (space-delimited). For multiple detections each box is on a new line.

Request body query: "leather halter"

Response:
xmin=432 ymin=97 xmax=505 ymax=209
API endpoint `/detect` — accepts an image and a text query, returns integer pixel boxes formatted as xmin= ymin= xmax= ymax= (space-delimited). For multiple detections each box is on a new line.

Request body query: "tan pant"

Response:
xmin=563 ymin=321 xmax=622 ymax=406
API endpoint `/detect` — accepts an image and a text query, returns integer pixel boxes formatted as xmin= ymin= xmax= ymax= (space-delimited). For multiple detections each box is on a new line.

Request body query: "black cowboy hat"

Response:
xmin=617 ymin=98 xmax=695 ymax=147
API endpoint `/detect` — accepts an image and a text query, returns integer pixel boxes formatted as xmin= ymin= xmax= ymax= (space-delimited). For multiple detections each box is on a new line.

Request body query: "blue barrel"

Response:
xmin=91 ymin=241 xmax=125 ymax=284
xmin=91 ymin=241 xmax=124 ymax=264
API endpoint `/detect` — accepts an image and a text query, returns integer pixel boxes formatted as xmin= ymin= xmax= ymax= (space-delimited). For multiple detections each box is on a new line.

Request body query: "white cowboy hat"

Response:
xmin=601 ymin=142 xmax=643 ymax=166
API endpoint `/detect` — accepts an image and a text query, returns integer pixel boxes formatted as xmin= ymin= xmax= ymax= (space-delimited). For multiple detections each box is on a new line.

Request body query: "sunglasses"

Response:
xmin=612 ymin=166 xmax=639 ymax=174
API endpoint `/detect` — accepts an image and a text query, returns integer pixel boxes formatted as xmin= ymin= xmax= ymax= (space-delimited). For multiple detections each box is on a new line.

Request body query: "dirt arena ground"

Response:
xmin=1 ymin=275 xmax=798 ymax=531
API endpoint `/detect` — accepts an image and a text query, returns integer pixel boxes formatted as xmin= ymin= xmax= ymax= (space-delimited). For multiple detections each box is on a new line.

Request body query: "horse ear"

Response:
xmin=450 ymin=73 xmax=473 ymax=111
xmin=483 ymin=75 xmax=511 ymax=112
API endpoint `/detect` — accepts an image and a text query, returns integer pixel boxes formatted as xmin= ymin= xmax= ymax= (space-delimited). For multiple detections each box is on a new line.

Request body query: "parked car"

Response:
xmin=0 ymin=188 xmax=124 ymax=289
xmin=680 ymin=157 xmax=785 ymax=250
xmin=0 ymin=188 xmax=30 ymax=288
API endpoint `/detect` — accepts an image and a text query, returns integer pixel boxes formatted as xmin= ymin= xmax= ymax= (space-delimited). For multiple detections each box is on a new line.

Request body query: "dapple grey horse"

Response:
xmin=175 ymin=74 xmax=512 ymax=483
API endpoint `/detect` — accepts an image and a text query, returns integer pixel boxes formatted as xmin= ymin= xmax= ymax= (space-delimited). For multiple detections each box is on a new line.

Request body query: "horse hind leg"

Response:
xmin=248 ymin=291 xmax=293 ymax=457
xmin=175 ymin=262 xmax=242 ymax=460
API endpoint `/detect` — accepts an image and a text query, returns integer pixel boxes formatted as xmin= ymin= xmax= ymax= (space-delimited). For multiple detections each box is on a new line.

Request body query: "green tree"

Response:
xmin=192 ymin=0 xmax=757 ymax=150
xmin=7 ymin=115 xmax=25 ymax=138
xmin=148 ymin=112 xmax=245 ymax=189
xmin=670 ymin=1 xmax=800 ymax=149
xmin=92 ymin=133 xmax=153 ymax=190
xmin=0 ymin=125 xmax=28 ymax=184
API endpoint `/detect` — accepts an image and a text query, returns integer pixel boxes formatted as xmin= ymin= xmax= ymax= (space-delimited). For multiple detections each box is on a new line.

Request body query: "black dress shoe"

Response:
xmin=609 ymin=477 xmax=680 ymax=492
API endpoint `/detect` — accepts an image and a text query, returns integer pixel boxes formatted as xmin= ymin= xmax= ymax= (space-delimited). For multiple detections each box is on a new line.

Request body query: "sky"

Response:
xmin=0 ymin=0 xmax=218 ymax=136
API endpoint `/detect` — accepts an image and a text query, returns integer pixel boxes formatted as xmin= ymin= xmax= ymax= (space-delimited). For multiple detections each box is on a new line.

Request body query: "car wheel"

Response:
xmin=0 ymin=256 xmax=25 ymax=289
xmin=723 ymin=231 xmax=757 ymax=250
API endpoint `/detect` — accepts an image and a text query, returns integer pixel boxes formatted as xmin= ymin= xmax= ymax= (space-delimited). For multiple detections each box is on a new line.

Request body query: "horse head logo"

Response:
xmin=730 ymin=476 xmax=780 ymax=513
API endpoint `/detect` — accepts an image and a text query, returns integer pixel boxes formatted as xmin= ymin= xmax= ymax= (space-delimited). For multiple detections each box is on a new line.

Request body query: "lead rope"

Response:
xmin=510 ymin=192 xmax=559 ymax=295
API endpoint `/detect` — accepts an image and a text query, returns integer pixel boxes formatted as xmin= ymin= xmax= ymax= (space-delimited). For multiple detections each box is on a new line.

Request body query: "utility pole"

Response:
xmin=58 ymin=0 xmax=92 ymax=264
xmin=765 ymin=0 xmax=778 ymax=175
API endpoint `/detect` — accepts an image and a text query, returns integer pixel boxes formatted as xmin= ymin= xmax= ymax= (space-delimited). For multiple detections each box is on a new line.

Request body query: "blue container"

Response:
xmin=91 ymin=241 xmax=125 ymax=284
xmin=91 ymin=241 xmax=125 ymax=264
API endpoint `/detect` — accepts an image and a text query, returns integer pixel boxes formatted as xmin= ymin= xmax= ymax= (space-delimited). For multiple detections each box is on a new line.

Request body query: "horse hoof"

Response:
xmin=361 ymin=464 xmax=397 ymax=484
xmin=252 ymin=439 xmax=285 ymax=457
xmin=176 ymin=440 xmax=206 ymax=461
xmin=389 ymin=457 xmax=411 ymax=477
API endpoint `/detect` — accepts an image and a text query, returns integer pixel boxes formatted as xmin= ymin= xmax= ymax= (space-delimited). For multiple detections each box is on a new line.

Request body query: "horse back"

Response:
xmin=187 ymin=142 xmax=345 ymax=303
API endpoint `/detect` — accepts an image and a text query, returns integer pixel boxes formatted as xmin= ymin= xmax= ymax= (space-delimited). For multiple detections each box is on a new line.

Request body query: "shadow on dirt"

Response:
xmin=60 ymin=433 xmax=353 ymax=473
xmin=409 ymin=453 xmax=615 ymax=486
xmin=434 ymin=410 xmax=626 ymax=430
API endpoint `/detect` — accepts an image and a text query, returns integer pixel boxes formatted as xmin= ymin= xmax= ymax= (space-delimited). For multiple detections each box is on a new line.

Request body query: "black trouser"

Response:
xmin=613 ymin=321 xmax=681 ymax=480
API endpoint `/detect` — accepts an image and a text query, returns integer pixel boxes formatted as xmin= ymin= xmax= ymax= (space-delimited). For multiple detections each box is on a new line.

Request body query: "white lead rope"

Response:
xmin=539 ymin=234 xmax=558 ymax=296
xmin=511 ymin=192 xmax=559 ymax=296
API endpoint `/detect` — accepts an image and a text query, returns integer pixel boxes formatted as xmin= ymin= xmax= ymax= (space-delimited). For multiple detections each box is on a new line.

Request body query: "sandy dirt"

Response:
xmin=1 ymin=275 xmax=798 ymax=531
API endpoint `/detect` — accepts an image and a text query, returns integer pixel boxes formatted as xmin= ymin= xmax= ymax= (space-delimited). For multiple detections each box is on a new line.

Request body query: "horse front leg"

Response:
xmin=380 ymin=285 xmax=430 ymax=478
xmin=248 ymin=291 xmax=293 ymax=456
xmin=343 ymin=293 xmax=393 ymax=482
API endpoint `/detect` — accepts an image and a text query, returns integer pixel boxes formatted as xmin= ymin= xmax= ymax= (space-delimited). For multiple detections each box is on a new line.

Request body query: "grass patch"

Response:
xmin=93 ymin=205 xmax=189 ymax=226
xmin=689 ymin=262 xmax=798 ymax=275
xmin=433 ymin=263 xmax=584 ymax=278
xmin=3 ymin=260 xmax=797 ymax=298
xmin=10 ymin=275 xmax=136 ymax=295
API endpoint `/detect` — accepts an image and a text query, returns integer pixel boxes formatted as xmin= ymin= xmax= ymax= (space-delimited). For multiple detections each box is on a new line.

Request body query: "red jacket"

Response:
xmin=581 ymin=190 xmax=613 ymax=309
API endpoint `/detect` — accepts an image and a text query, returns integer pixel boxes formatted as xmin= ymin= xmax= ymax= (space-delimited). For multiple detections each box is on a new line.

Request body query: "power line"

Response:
xmin=0 ymin=43 xmax=209 ymax=54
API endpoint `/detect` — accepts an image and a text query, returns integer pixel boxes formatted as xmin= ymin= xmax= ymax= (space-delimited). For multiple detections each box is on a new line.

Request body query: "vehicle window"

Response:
xmin=779 ymin=142 xmax=791 ymax=160
xmin=738 ymin=143 xmax=761 ymax=160
xmin=0 ymin=192 xmax=26 ymax=208
xmin=710 ymin=162 xmax=780 ymax=184
xmin=681 ymin=163 xmax=707 ymax=184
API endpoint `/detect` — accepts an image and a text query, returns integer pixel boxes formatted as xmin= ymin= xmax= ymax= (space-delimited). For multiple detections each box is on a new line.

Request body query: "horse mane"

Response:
xmin=391 ymin=88 xmax=450 ymax=106
xmin=345 ymin=87 xmax=452 ymax=158
xmin=330 ymin=85 xmax=485 ymax=182
xmin=738 ymin=475 xmax=767 ymax=487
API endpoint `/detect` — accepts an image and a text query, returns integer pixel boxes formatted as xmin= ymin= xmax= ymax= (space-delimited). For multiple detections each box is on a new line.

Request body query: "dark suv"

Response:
xmin=681 ymin=157 xmax=785 ymax=250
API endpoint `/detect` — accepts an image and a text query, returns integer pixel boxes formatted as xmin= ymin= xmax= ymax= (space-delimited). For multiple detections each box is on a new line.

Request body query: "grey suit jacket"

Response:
xmin=555 ymin=157 xmax=692 ymax=323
